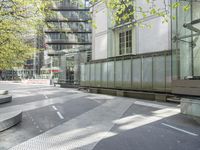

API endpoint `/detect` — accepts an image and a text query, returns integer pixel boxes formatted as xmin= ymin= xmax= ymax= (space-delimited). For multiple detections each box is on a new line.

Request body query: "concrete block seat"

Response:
xmin=0 ymin=111 xmax=22 ymax=131
xmin=0 ymin=95 xmax=12 ymax=104
xmin=0 ymin=90 xmax=8 ymax=95
xmin=181 ymin=98 xmax=200 ymax=118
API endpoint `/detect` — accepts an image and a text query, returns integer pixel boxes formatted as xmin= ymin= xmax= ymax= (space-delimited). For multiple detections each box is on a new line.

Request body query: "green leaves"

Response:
xmin=171 ymin=2 xmax=180 ymax=8
xmin=0 ymin=0 xmax=55 ymax=69
xmin=183 ymin=4 xmax=190 ymax=11
xmin=150 ymin=8 xmax=156 ymax=15
xmin=90 ymin=0 xmax=190 ymax=27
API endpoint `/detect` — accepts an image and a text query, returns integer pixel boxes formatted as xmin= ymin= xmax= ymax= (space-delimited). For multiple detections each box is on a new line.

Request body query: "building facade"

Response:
xmin=81 ymin=0 xmax=172 ymax=93
xmin=43 ymin=0 xmax=92 ymax=84
xmin=80 ymin=0 xmax=200 ymax=118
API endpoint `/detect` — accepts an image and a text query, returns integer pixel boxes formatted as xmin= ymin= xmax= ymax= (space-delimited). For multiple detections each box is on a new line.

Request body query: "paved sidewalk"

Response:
xmin=10 ymin=98 xmax=180 ymax=150
xmin=0 ymin=93 xmax=86 ymax=114
xmin=10 ymin=98 xmax=133 ymax=150
xmin=0 ymin=83 xmax=199 ymax=150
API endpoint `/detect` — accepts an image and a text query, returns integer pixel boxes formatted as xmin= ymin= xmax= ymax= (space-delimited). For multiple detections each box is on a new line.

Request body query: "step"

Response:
xmin=0 ymin=90 xmax=8 ymax=95
xmin=0 ymin=95 xmax=12 ymax=104
xmin=0 ymin=111 xmax=22 ymax=132
xmin=167 ymin=97 xmax=181 ymax=103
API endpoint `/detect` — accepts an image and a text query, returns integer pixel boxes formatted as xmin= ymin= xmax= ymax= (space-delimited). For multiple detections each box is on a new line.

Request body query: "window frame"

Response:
xmin=118 ymin=29 xmax=133 ymax=55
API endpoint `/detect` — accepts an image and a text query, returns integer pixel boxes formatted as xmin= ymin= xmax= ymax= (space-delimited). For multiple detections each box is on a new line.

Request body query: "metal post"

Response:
xmin=50 ymin=56 xmax=53 ymax=85
xmin=152 ymin=55 xmax=154 ymax=90
xmin=33 ymin=51 xmax=37 ymax=79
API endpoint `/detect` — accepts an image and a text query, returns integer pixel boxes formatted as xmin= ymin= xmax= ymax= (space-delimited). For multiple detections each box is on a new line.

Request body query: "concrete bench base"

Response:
xmin=0 ymin=111 xmax=22 ymax=132
xmin=0 ymin=90 xmax=8 ymax=95
xmin=181 ymin=98 xmax=200 ymax=118
xmin=0 ymin=95 xmax=12 ymax=104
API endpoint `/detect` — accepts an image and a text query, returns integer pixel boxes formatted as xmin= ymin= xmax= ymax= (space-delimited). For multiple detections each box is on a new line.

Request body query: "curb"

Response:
xmin=0 ymin=111 xmax=22 ymax=132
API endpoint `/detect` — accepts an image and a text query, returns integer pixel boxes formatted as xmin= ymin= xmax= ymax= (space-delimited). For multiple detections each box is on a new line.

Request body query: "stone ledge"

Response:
xmin=0 ymin=111 xmax=22 ymax=132
xmin=124 ymin=91 xmax=155 ymax=101
xmin=0 ymin=95 xmax=12 ymax=104
xmin=155 ymin=94 xmax=167 ymax=102
xmin=88 ymin=88 xmax=167 ymax=101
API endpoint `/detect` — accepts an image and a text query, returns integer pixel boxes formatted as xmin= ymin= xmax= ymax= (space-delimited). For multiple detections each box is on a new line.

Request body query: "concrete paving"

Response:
xmin=0 ymin=82 xmax=199 ymax=150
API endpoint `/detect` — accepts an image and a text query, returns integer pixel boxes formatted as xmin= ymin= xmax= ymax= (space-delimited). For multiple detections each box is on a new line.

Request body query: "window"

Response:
xmin=119 ymin=30 xmax=132 ymax=55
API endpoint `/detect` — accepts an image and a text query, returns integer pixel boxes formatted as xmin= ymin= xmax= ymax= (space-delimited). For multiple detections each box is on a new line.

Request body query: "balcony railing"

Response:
xmin=45 ymin=30 xmax=92 ymax=34
xmin=47 ymin=11 xmax=91 ymax=21
xmin=50 ymin=7 xmax=90 ymax=11
xmin=53 ymin=3 xmax=87 ymax=10
xmin=46 ymin=19 xmax=90 ymax=22
xmin=46 ymin=39 xmax=92 ymax=45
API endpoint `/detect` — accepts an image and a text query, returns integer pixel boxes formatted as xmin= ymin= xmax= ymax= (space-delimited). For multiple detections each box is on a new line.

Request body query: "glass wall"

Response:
xmin=81 ymin=51 xmax=172 ymax=92
xmin=172 ymin=0 xmax=200 ymax=79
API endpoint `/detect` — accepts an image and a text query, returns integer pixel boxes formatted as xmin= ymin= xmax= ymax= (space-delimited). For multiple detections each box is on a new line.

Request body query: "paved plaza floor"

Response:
xmin=0 ymin=83 xmax=199 ymax=150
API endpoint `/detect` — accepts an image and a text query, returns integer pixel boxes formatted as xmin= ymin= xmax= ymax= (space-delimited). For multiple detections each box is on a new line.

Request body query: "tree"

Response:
xmin=0 ymin=0 xmax=57 ymax=69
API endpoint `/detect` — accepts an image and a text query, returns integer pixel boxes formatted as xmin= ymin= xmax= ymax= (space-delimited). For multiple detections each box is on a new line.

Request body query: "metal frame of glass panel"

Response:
xmin=171 ymin=0 xmax=200 ymax=80
xmin=81 ymin=51 xmax=172 ymax=92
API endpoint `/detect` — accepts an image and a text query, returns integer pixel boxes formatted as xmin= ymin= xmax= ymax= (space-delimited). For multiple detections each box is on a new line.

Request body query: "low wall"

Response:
xmin=89 ymin=88 xmax=169 ymax=102
xmin=22 ymin=79 xmax=50 ymax=85
xmin=172 ymin=80 xmax=200 ymax=96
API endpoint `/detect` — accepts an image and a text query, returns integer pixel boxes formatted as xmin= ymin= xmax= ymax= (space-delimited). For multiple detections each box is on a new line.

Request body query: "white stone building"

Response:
xmin=81 ymin=0 xmax=172 ymax=93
